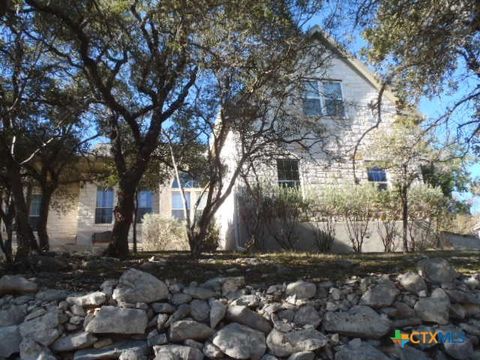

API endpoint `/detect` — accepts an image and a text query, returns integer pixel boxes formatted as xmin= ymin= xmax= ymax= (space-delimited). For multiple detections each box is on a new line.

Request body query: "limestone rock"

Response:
xmin=183 ymin=286 xmax=217 ymax=300
xmin=19 ymin=308 xmax=61 ymax=346
xmin=293 ymin=305 xmax=321 ymax=328
xmin=0 ymin=325 xmax=21 ymax=358
xmin=212 ymin=322 xmax=266 ymax=359
xmin=398 ymin=272 xmax=427 ymax=295
xmin=414 ymin=288 xmax=450 ymax=325
xmin=169 ymin=320 xmax=214 ymax=342
xmin=73 ymin=340 xmax=147 ymax=360
xmin=153 ymin=344 xmax=204 ymax=360
xmin=0 ymin=304 xmax=26 ymax=326
xmin=417 ymin=258 xmax=456 ymax=285
xmin=0 ymin=275 xmax=37 ymax=295
xmin=191 ymin=299 xmax=210 ymax=322
xmin=335 ymin=340 xmax=389 ymax=360
xmin=286 ymin=281 xmax=316 ymax=300
xmin=323 ymin=306 xmax=391 ymax=339
xmin=20 ymin=338 xmax=56 ymax=360
xmin=226 ymin=305 xmax=272 ymax=333
xmin=85 ymin=306 xmax=148 ymax=334
xmin=51 ymin=331 xmax=97 ymax=352
xmin=113 ymin=269 xmax=169 ymax=304
xmin=360 ymin=280 xmax=399 ymax=308
xmin=67 ymin=292 xmax=107 ymax=307
xmin=266 ymin=328 xmax=327 ymax=357
xmin=444 ymin=336 xmax=474 ymax=360
xmin=209 ymin=299 xmax=227 ymax=329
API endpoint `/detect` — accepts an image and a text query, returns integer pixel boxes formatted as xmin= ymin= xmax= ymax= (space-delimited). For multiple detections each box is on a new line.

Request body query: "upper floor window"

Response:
xmin=29 ymin=194 xmax=42 ymax=231
xmin=302 ymin=80 xmax=345 ymax=117
xmin=136 ymin=190 xmax=153 ymax=223
xmin=367 ymin=167 xmax=388 ymax=190
xmin=277 ymin=159 xmax=300 ymax=188
xmin=95 ymin=187 xmax=114 ymax=224
xmin=172 ymin=191 xmax=191 ymax=220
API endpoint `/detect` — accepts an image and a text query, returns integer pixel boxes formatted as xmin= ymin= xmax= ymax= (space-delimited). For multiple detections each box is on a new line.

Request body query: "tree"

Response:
xmin=354 ymin=0 xmax=479 ymax=152
xmin=27 ymin=0 xmax=327 ymax=258
xmin=369 ymin=117 xmax=456 ymax=251
xmin=164 ymin=11 xmax=341 ymax=256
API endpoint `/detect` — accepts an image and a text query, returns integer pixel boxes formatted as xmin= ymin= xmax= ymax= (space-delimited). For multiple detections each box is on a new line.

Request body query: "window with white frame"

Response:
xmin=302 ymin=80 xmax=345 ymax=117
xmin=367 ymin=167 xmax=388 ymax=190
xmin=171 ymin=173 xmax=202 ymax=220
xmin=136 ymin=190 xmax=153 ymax=223
xmin=277 ymin=159 xmax=300 ymax=188
xmin=29 ymin=194 xmax=42 ymax=231
xmin=95 ymin=187 xmax=114 ymax=224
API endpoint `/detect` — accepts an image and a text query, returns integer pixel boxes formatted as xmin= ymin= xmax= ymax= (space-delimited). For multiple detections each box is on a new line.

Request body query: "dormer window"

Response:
xmin=302 ymin=80 xmax=345 ymax=117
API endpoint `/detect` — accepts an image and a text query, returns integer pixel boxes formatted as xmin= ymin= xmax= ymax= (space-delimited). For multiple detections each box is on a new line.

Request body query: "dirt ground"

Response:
xmin=1 ymin=250 xmax=479 ymax=292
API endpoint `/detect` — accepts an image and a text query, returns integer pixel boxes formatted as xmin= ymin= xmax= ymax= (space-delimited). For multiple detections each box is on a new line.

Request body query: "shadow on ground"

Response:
xmin=1 ymin=250 xmax=479 ymax=292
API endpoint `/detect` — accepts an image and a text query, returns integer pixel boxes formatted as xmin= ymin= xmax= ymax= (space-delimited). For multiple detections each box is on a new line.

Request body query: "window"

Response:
xmin=367 ymin=167 xmax=388 ymax=190
xmin=171 ymin=191 xmax=191 ymax=220
xmin=29 ymin=194 xmax=42 ymax=231
xmin=302 ymin=80 xmax=322 ymax=116
xmin=323 ymin=81 xmax=344 ymax=117
xmin=95 ymin=187 xmax=114 ymax=224
xmin=277 ymin=159 xmax=300 ymax=188
xmin=136 ymin=190 xmax=153 ymax=223
xmin=172 ymin=173 xmax=200 ymax=189
xmin=302 ymin=80 xmax=345 ymax=117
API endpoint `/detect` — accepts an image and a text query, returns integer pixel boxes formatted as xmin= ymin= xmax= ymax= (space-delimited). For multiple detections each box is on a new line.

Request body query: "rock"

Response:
xmin=444 ymin=336 xmax=474 ymax=360
xmin=51 ymin=331 xmax=97 ymax=352
xmin=20 ymin=338 xmax=56 ymax=360
xmin=335 ymin=340 xmax=389 ymax=360
xmin=414 ymin=288 xmax=450 ymax=324
xmin=0 ymin=304 xmax=26 ymax=326
xmin=30 ymin=254 xmax=70 ymax=272
xmin=152 ymin=302 xmax=176 ymax=314
xmin=36 ymin=289 xmax=71 ymax=302
xmin=222 ymin=277 xmax=245 ymax=295
xmin=73 ymin=340 xmax=148 ymax=360
xmin=183 ymin=286 xmax=217 ymax=300
xmin=154 ymin=345 xmax=204 ymax=360
xmin=398 ymin=272 xmax=427 ymax=295
xmin=191 ymin=299 xmax=210 ymax=322
xmin=417 ymin=258 xmax=456 ymax=285
xmin=85 ymin=306 xmax=148 ymax=334
xmin=323 ymin=306 xmax=392 ymax=339
xmin=286 ymin=281 xmax=316 ymax=300
xmin=266 ymin=328 xmax=327 ymax=357
xmin=0 ymin=325 xmax=21 ymax=358
xmin=210 ymin=299 xmax=227 ymax=329
xmin=231 ymin=294 xmax=259 ymax=307
xmin=19 ymin=308 xmax=61 ymax=346
xmin=169 ymin=320 xmax=214 ymax=342
xmin=212 ymin=322 xmax=266 ymax=359
xmin=399 ymin=346 xmax=430 ymax=360
xmin=119 ymin=348 xmax=147 ymax=360
xmin=0 ymin=275 xmax=38 ymax=295
xmin=67 ymin=292 xmax=107 ymax=307
xmin=165 ymin=304 xmax=190 ymax=327
xmin=293 ymin=305 xmax=321 ymax=328
xmin=226 ymin=305 xmax=272 ymax=333
xmin=360 ymin=279 xmax=399 ymax=308
xmin=288 ymin=352 xmax=315 ymax=360
xmin=203 ymin=342 xmax=223 ymax=358
xmin=113 ymin=268 xmax=169 ymax=303
xmin=171 ymin=293 xmax=192 ymax=305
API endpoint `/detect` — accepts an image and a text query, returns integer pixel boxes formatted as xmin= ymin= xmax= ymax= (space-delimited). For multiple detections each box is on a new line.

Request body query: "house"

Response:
xmin=8 ymin=27 xmax=411 ymax=252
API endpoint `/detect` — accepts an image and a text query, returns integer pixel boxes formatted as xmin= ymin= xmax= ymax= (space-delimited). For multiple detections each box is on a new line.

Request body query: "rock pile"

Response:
xmin=0 ymin=258 xmax=479 ymax=359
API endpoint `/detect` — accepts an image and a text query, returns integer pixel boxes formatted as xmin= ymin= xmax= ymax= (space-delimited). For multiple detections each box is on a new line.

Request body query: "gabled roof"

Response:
xmin=308 ymin=26 xmax=398 ymax=105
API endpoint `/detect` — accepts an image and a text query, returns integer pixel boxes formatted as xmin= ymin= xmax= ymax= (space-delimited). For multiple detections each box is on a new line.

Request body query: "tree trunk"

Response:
xmin=132 ymin=190 xmax=138 ymax=254
xmin=37 ymin=188 xmax=53 ymax=251
xmin=106 ymin=182 xmax=136 ymax=258
xmin=401 ymin=189 xmax=409 ymax=253
xmin=6 ymin=163 xmax=37 ymax=258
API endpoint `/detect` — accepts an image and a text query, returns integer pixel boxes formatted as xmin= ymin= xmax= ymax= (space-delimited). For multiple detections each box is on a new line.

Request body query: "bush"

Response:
xmin=142 ymin=214 xmax=189 ymax=251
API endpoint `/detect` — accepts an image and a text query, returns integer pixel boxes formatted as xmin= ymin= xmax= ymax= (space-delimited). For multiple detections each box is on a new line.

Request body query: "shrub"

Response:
xmin=142 ymin=214 xmax=188 ymax=251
